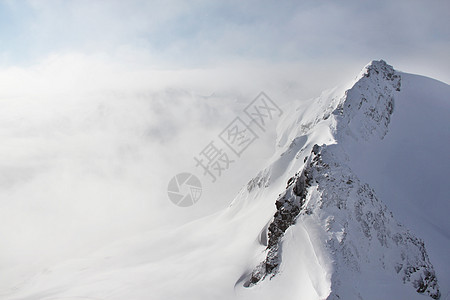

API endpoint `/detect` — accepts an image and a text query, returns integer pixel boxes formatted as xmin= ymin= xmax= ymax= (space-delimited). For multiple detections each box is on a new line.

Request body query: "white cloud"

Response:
xmin=0 ymin=53 xmax=315 ymax=273
xmin=0 ymin=0 xmax=448 ymax=289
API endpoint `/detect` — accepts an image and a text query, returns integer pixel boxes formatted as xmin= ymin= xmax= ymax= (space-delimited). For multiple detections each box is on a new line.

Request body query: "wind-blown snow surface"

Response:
xmin=2 ymin=61 xmax=449 ymax=300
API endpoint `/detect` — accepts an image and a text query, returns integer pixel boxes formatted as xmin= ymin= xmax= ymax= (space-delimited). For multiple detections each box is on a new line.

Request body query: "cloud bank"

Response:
xmin=0 ymin=0 xmax=448 ymax=288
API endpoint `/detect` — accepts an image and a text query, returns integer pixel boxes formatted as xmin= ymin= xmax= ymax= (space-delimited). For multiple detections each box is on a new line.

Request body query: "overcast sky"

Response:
xmin=0 ymin=0 xmax=449 ymax=82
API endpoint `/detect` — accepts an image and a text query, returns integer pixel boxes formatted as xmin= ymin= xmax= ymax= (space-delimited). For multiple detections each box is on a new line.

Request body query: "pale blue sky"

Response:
xmin=0 ymin=0 xmax=449 ymax=82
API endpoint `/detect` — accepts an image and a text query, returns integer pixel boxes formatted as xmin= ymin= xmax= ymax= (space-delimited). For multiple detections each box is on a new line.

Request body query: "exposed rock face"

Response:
xmin=245 ymin=61 xmax=440 ymax=299
xmin=312 ymin=145 xmax=440 ymax=300
xmin=335 ymin=59 xmax=401 ymax=141
xmin=246 ymin=166 xmax=312 ymax=286
xmin=247 ymin=144 xmax=440 ymax=299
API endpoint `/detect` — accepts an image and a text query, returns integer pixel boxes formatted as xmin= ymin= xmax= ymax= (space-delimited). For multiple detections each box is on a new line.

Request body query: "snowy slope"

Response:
xmin=2 ymin=61 xmax=449 ymax=300
xmin=242 ymin=60 xmax=443 ymax=299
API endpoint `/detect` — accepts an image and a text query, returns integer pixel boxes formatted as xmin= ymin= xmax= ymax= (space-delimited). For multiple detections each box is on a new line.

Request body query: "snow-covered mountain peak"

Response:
xmin=333 ymin=59 xmax=401 ymax=142
xmin=274 ymin=60 xmax=401 ymax=156
xmin=359 ymin=59 xmax=396 ymax=80
xmin=242 ymin=60 xmax=444 ymax=299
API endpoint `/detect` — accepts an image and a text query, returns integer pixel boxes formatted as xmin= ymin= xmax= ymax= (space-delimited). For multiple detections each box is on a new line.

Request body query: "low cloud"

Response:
xmin=1 ymin=0 xmax=448 ymax=287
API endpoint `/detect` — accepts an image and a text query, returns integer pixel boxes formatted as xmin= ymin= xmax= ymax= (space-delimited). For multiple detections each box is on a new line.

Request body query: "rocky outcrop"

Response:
xmin=244 ymin=60 xmax=440 ymax=299
xmin=246 ymin=144 xmax=440 ymax=299
xmin=334 ymin=60 xmax=401 ymax=141
xmin=246 ymin=165 xmax=312 ymax=286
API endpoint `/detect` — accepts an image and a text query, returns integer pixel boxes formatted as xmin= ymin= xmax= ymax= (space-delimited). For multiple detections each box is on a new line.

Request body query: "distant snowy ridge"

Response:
xmin=243 ymin=60 xmax=440 ymax=299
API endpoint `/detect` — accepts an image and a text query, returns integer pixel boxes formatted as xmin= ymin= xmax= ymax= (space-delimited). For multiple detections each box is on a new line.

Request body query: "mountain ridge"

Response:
xmin=242 ymin=60 xmax=441 ymax=299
